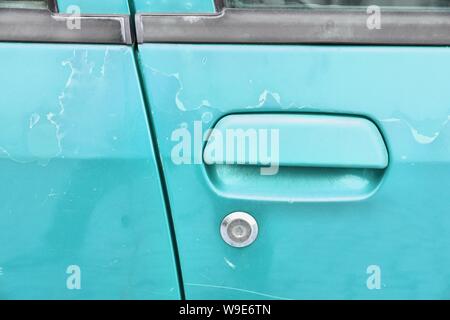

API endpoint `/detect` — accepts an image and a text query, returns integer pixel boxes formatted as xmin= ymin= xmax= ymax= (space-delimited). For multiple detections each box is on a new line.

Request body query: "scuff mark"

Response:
xmin=223 ymin=257 xmax=236 ymax=270
xmin=0 ymin=146 xmax=32 ymax=164
xmin=100 ymin=48 xmax=110 ymax=77
xmin=182 ymin=16 xmax=201 ymax=24
xmin=185 ymin=283 xmax=291 ymax=300
xmin=46 ymin=112 xmax=64 ymax=156
xmin=29 ymin=113 xmax=40 ymax=129
xmin=381 ymin=118 xmax=401 ymax=123
xmin=282 ymin=102 xmax=307 ymax=110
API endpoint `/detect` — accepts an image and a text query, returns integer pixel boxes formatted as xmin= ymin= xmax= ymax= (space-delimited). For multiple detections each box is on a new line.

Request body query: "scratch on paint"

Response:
xmin=223 ymin=257 xmax=236 ymax=270
xmin=186 ymin=283 xmax=291 ymax=300
xmin=0 ymin=146 xmax=29 ymax=164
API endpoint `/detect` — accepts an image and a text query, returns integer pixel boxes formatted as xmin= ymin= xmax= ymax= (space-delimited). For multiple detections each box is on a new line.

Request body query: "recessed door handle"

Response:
xmin=203 ymin=114 xmax=389 ymax=202
xmin=204 ymin=114 xmax=388 ymax=169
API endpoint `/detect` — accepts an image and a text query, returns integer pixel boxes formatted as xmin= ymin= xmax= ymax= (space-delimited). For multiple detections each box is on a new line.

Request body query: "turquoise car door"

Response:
xmin=0 ymin=0 xmax=180 ymax=299
xmin=134 ymin=0 xmax=450 ymax=299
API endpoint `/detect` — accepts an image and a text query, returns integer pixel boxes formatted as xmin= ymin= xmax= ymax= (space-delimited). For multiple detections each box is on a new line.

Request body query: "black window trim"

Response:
xmin=136 ymin=0 xmax=450 ymax=45
xmin=47 ymin=0 xmax=58 ymax=12
xmin=0 ymin=2 xmax=132 ymax=44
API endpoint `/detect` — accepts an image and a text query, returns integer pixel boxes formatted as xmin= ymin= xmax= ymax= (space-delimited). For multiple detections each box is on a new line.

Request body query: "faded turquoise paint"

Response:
xmin=132 ymin=0 xmax=215 ymax=13
xmin=57 ymin=0 xmax=130 ymax=14
xmin=0 ymin=43 xmax=179 ymax=299
xmin=138 ymin=44 xmax=450 ymax=299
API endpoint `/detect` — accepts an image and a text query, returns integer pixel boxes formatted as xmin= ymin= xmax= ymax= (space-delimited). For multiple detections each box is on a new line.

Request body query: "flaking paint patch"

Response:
xmin=382 ymin=116 xmax=450 ymax=145
xmin=0 ymin=49 xmax=103 ymax=165
xmin=246 ymin=90 xmax=281 ymax=109
xmin=147 ymin=65 xmax=186 ymax=111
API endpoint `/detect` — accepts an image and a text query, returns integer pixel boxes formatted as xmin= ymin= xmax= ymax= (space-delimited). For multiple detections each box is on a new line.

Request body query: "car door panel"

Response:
xmin=0 ymin=2 xmax=180 ymax=299
xmin=1 ymin=0 xmax=450 ymax=300
xmin=137 ymin=43 xmax=450 ymax=299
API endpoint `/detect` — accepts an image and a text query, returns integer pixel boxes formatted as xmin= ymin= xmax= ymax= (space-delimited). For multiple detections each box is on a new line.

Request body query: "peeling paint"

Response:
xmin=46 ymin=112 xmax=64 ymax=157
xmin=247 ymin=90 xmax=282 ymax=109
xmin=408 ymin=124 xmax=440 ymax=144
xmin=383 ymin=116 xmax=449 ymax=145
xmin=147 ymin=66 xmax=186 ymax=111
